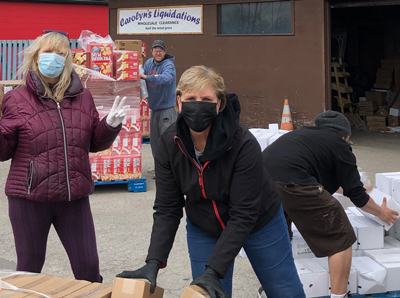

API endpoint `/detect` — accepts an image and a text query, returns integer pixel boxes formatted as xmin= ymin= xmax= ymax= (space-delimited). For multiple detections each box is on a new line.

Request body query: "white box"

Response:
xmin=376 ymin=172 xmax=400 ymax=195
xmin=268 ymin=123 xmax=279 ymax=134
xmin=249 ymin=128 xmax=265 ymax=138
xmin=312 ymin=257 xmax=357 ymax=294
xmin=294 ymin=259 xmax=330 ymax=297
xmin=291 ymin=230 xmax=316 ymax=259
xmin=392 ymin=179 xmax=400 ymax=203
xmin=363 ymin=249 xmax=400 ymax=292
xmin=268 ymin=133 xmax=282 ymax=145
xmin=347 ymin=212 xmax=384 ymax=250
xmin=384 ymin=236 xmax=400 ymax=249
xmin=256 ymin=131 xmax=276 ymax=151
xmin=389 ymin=108 xmax=400 ymax=117
xmin=356 ymin=189 xmax=400 ymax=231
xmin=352 ymin=256 xmax=386 ymax=294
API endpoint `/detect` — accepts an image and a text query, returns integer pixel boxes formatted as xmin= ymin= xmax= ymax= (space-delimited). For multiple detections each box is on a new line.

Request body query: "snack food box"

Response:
xmin=89 ymin=43 xmax=114 ymax=80
xmin=115 ymin=70 xmax=139 ymax=81
xmin=100 ymin=154 xmax=142 ymax=181
xmin=111 ymin=131 xmax=142 ymax=155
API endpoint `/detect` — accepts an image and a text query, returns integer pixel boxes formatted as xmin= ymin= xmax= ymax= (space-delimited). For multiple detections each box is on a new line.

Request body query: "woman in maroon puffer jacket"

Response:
xmin=0 ymin=31 xmax=125 ymax=282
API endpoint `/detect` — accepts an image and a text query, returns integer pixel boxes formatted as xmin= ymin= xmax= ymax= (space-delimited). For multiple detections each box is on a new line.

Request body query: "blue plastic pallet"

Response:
xmin=142 ymin=136 xmax=150 ymax=144
xmin=94 ymin=177 xmax=147 ymax=192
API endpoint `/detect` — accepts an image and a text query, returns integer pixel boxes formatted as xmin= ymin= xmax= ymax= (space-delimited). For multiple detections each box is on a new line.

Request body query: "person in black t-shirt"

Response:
xmin=262 ymin=110 xmax=398 ymax=298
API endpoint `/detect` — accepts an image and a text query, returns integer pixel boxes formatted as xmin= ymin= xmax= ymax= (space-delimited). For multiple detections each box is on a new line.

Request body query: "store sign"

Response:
xmin=118 ymin=6 xmax=203 ymax=35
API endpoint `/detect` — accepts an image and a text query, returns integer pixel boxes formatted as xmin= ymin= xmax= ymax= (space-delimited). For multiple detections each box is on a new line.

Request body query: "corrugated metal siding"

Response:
xmin=0 ymin=39 xmax=80 ymax=80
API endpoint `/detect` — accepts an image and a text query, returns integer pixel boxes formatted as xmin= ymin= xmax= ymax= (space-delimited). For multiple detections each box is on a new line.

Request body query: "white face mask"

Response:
xmin=38 ymin=53 xmax=66 ymax=78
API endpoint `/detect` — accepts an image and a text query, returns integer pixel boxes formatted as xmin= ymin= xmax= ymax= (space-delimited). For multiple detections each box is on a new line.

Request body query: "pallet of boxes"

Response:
xmin=360 ymin=59 xmax=396 ymax=132
xmin=72 ymin=32 xmax=147 ymax=192
xmin=114 ymin=39 xmax=150 ymax=140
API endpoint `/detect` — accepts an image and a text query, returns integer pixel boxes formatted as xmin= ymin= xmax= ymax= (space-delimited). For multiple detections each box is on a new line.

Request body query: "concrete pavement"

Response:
xmin=0 ymin=130 xmax=399 ymax=297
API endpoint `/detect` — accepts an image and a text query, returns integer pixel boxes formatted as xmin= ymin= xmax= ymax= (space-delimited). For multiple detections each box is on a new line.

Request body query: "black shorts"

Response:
xmin=276 ymin=183 xmax=356 ymax=257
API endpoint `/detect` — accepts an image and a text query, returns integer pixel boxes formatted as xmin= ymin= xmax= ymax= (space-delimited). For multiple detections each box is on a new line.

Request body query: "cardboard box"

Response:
xmin=115 ymin=70 xmax=139 ymax=81
xmin=90 ymin=155 xmax=102 ymax=181
xmin=88 ymin=43 xmax=114 ymax=80
xmin=363 ymin=249 xmax=400 ymax=292
xmin=376 ymin=172 xmax=400 ymax=195
xmin=180 ymin=285 xmax=210 ymax=298
xmin=375 ymin=106 xmax=389 ymax=117
xmin=390 ymin=108 xmax=400 ymax=117
xmin=2 ymin=274 xmax=64 ymax=298
xmin=115 ymin=40 xmax=142 ymax=57
xmin=140 ymin=98 xmax=149 ymax=117
xmin=100 ymin=154 xmax=141 ymax=181
xmin=0 ymin=80 xmax=22 ymax=114
xmin=294 ymin=259 xmax=330 ymax=297
xmin=376 ymin=68 xmax=394 ymax=77
xmin=291 ymin=228 xmax=316 ymax=259
xmin=355 ymin=189 xmax=400 ymax=231
xmin=111 ymin=278 xmax=164 ymax=298
xmin=41 ymin=278 xmax=91 ymax=298
xmin=141 ymin=42 xmax=147 ymax=58
xmin=141 ymin=118 xmax=150 ymax=136
xmin=64 ymin=282 xmax=112 ymax=298
xmin=111 ymin=131 xmax=142 ymax=155
xmin=352 ymin=256 xmax=386 ymax=294
xmin=389 ymin=115 xmax=400 ymax=126
xmin=381 ymin=59 xmax=396 ymax=69
xmin=114 ymin=51 xmax=140 ymax=63
xmin=347 ymin=208 xmax=384 ymax=249
xmin=121 ymin=108 xmax=141 ymax=132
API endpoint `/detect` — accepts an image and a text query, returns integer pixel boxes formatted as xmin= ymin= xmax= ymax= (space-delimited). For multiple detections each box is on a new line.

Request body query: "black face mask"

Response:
xmin=181 ymin=101 xmax=218 ymax=132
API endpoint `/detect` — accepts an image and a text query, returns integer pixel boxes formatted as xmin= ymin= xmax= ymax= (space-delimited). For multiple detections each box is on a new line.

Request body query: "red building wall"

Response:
xmin=0 ymin=1 xmax=108 ymax=40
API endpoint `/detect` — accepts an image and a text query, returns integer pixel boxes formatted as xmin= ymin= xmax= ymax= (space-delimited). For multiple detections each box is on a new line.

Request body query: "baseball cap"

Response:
xmin=152 ymin=40 xmax=165 ymax=50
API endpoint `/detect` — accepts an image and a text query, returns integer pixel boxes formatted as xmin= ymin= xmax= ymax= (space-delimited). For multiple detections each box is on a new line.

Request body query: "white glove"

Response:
xmin=106 ymin=96 xmax=126 ymax=128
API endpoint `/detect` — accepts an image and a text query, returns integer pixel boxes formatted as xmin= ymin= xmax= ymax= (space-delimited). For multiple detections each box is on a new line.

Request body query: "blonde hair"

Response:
xmin=175 ymin=65 xmax=227 ymax=112
xmin=17 ymin=32 xmax=72 ymax=102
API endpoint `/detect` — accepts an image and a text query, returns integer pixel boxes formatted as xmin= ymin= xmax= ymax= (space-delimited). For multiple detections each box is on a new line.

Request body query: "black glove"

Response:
xmin=190 ymin=267 xmax=230 ymax=298
xmin=116 ymin=260 xmax=161 ymax=293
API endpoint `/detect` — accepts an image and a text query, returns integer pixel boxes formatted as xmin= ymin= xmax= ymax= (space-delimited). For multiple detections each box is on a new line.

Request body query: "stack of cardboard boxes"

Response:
xmin=0 ymin=273 xmax=211 ymax=298
xmin=114 ymin=39 xmax=150 ymax=137
xmin=374 ymin=60 xmax=394 ymax=90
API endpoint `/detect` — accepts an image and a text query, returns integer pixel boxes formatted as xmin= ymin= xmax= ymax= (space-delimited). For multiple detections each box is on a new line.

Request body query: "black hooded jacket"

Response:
xmin=146 ymin=93 xmax=281 ymax=277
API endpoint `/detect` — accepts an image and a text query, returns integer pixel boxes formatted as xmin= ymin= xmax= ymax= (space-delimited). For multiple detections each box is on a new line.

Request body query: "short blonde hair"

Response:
xmin=17 ymin=31 xmax=72 ymax=102
xmin=175 ymin=65 xmax=227 ymax=112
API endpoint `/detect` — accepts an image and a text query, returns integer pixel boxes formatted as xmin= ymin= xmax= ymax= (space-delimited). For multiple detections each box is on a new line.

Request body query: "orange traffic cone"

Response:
xmin=280 ymin=99 xmax=293 ymax=131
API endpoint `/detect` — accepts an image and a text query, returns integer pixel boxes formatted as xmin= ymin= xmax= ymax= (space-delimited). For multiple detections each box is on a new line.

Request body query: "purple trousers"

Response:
xmin=8 ymin=196 xmax=101 ymax=282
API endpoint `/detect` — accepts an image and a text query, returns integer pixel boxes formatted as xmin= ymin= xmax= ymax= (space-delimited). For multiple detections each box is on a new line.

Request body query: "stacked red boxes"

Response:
xmin=140 ymin=98 xmax=150 ymax=136
xmin=114 ymin=51 xmax=140 ymax=81
xmin=100 ymin=154 xmax=141 ymax=181
xmin=90 ymin=155 xmax=102 ymax=181
xmin=89 ymin=43 xmax=114 ymax=80
xmin=89 ymin=107 xmax=142 ymax=181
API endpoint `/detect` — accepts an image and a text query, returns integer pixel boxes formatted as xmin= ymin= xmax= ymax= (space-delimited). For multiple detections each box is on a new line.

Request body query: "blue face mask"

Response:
xmin=38 ymin=53 xmax=66 ymax=78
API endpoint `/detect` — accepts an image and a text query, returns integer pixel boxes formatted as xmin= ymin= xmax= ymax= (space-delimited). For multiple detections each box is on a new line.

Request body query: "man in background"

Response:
xmin=140 ymin=40 xmax=177 ymax=178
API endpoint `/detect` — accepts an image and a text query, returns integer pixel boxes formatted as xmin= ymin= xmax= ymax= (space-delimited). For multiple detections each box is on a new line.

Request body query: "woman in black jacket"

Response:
xmin=117 ymin=66 xmax=305 ymax=298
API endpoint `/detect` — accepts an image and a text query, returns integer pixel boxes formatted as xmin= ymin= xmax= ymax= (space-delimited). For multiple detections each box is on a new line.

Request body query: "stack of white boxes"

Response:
xmin=249 ymin=123 xmax=290 ymax=151
xmin=249 ymin=127 xmax=400 ymax=297
xmin=263 ymin=169 xmax=400 ymax=297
